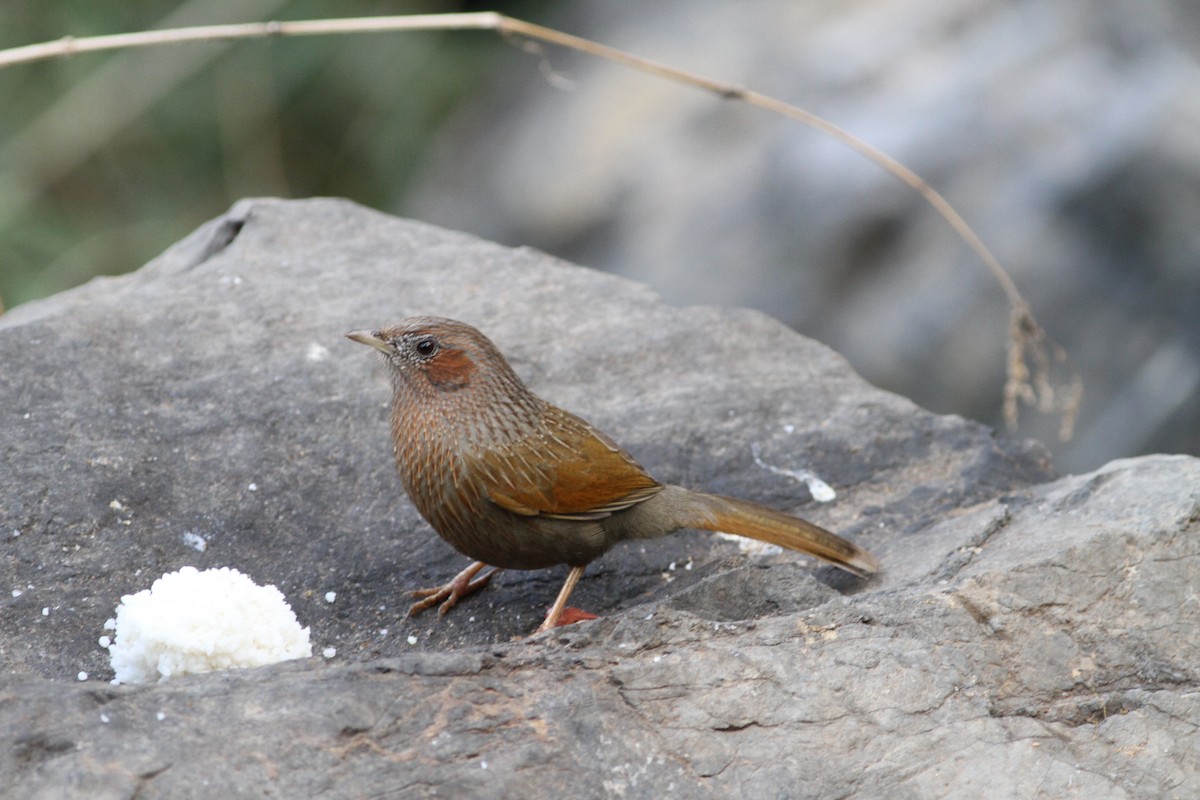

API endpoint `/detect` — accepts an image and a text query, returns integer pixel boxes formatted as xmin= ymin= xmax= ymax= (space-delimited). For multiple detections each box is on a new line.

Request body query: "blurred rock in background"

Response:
xmin=402 ymin=0 xmax=1200 ymax=473
xmin=3 ymin=0 xmax=1198 ymax=472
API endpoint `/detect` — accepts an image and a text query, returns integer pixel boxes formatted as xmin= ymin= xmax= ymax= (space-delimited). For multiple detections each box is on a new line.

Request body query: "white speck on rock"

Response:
xmin=716 ymin=532 xmax=785 ymax=556
xmin=750 ymin=442 xmax=837 ymax=502
xmin=322 ymin=647 xmax=336 ymax=659
xmin=181 ymin=532 xmax=207 ymax=552
xmin=324 ymin=591 xmax=336 ymax=603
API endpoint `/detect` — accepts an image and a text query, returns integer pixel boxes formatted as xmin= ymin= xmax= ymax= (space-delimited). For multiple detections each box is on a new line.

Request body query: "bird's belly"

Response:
xmin=399 ymin=443 xmax=616 ymax=569
xmin=433 ymin=507 xmax=614 ymax=570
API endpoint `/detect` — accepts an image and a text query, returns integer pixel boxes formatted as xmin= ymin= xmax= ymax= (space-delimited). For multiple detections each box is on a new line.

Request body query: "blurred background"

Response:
xmin=2 ymin=0 xmax=1198 ymax=473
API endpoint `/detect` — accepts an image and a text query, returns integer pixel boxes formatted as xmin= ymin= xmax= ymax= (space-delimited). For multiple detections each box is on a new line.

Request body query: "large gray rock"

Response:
xmin=2 ymin=199 xmax=1195 ymax=798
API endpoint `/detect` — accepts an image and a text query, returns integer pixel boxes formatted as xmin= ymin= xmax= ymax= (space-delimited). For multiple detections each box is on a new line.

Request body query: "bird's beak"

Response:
xmin=345 ymin=330 xmax=392 ymax=354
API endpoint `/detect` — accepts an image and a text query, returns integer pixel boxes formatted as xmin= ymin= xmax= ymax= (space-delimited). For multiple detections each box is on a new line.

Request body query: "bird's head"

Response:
xmin=346 ymin=316 xmax=516 ymax=394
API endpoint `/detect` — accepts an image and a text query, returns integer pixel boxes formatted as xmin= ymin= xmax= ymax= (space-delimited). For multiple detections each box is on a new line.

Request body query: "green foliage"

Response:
xmin=0 ymin=1 xmax=535 ymax=308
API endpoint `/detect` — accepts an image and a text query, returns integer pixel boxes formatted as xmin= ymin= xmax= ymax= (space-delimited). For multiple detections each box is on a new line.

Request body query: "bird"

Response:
xmin=347 ymin=316 xmax=879 ymax=634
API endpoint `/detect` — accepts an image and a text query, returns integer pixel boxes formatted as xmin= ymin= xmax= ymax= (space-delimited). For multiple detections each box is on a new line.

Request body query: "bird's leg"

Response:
xmin=407 ymin=560 xmax=502 ymax=618
xmin=535 ymin=565 xmax=587 ymax=633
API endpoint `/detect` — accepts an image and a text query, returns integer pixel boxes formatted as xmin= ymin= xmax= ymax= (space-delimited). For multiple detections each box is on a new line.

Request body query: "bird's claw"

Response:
xmin=406 ymin=561 xmax=501 ymax=619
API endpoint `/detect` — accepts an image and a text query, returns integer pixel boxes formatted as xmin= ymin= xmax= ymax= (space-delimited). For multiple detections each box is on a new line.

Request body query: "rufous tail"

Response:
xmin=692 ymin=492 xmax=879 ymax=577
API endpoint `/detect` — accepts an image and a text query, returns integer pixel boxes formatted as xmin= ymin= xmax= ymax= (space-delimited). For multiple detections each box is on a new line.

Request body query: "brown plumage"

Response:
xmin=347 ymin=316 xmax=879 ymax=634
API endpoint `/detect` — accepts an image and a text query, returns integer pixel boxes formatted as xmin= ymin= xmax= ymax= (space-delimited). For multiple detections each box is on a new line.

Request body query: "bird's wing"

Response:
xmin=474 ymin=406 xmax=662 ymax=521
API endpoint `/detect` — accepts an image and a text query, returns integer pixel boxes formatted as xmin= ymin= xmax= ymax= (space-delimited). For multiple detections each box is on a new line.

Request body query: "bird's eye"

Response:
xmin=414 ymin=337 xmax=438 ymax=358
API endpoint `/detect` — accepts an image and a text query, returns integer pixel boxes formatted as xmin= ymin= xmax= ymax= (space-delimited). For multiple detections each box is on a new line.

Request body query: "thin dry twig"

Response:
xmin=0 ymin=11 xmax=1081 ymax=435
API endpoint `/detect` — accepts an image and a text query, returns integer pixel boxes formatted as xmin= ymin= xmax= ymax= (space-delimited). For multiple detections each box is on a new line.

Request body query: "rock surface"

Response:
xmin=2 ymin=199 xmax=1196 ymax=798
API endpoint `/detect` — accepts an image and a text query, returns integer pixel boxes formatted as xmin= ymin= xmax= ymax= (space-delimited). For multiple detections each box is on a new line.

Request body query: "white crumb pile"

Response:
xmin=104 ymin=566 xmax=311 ymax=685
